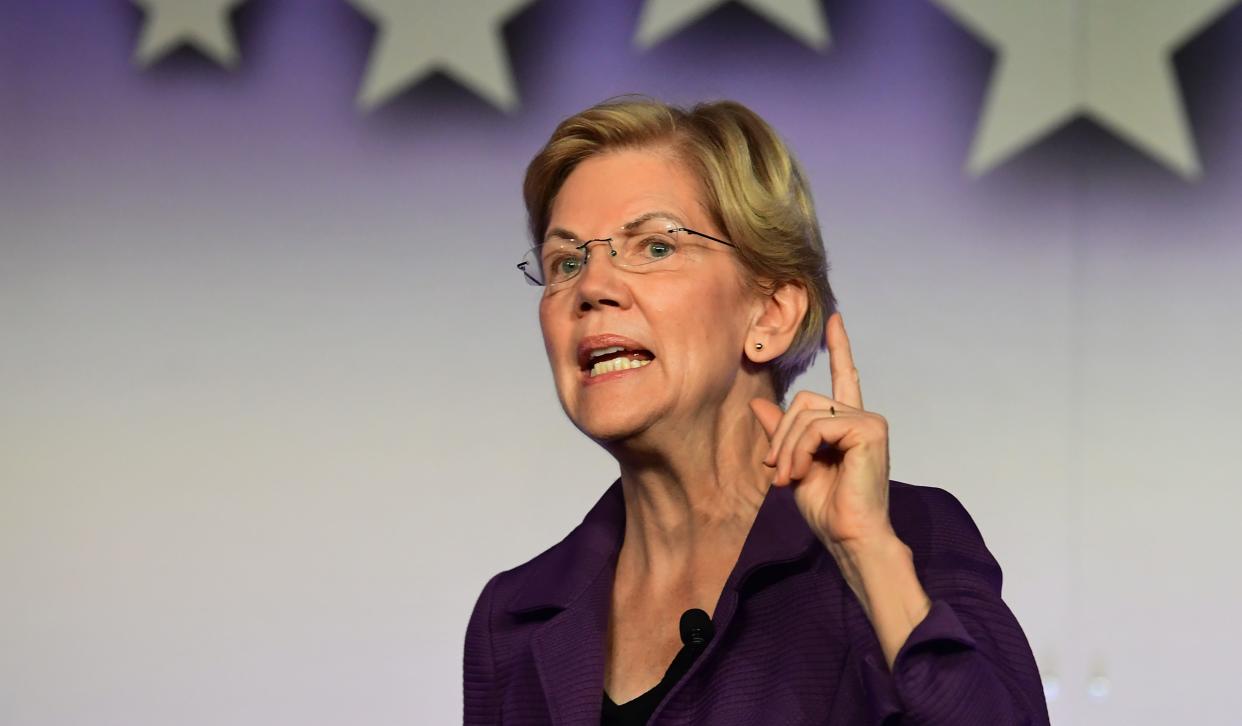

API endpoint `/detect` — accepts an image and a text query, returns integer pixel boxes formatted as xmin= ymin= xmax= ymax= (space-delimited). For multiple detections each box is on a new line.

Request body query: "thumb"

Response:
xmin=748 ymin=398 xmax=783 ymax=439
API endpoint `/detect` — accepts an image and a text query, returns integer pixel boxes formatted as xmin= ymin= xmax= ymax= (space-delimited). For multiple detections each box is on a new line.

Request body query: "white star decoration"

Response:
xmin=346 ymin=0 xmax=535 ymax=112
xmin=932 ymin=0 xmax=1241 ymax=179
xmin=131 ymin=0 xmax=246 ymax=69
xmin=636 ymin=0 xmax=830 ymax=50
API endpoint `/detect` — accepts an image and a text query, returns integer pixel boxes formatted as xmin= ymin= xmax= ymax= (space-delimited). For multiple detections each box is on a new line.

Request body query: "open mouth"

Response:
xmin=582 ymin=346 xmax=656 ymax=379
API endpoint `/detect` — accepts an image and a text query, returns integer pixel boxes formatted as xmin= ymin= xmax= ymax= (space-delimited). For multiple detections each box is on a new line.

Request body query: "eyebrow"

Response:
xmin=544 ymin=210 xmax=686 ymax=243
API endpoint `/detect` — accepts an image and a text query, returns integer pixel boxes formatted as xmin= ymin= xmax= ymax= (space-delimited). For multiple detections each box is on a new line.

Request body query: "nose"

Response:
xmin=574 ymin=240 xmax=630 ymax=313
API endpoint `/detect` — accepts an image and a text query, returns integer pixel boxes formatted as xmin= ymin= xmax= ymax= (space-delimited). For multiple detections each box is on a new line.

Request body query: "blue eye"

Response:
xmin=643 ymin=237 xmax=675 ymax=259
xmin=549 ymin=255 xmax=581 ymax=278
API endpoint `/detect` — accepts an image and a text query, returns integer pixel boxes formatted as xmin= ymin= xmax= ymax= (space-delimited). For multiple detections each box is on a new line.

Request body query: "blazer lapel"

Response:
xmin=510 ymin=480 xmax=822 ymax=725
xmin=506 ymin=480 xmax=627 ymax=725
xmin=530 ymin=555 xmax=616 ymax=725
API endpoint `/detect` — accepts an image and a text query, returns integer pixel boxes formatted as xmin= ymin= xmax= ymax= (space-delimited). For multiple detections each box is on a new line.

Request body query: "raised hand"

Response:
xmin=749 ymin=311 xmax=894 ymax=548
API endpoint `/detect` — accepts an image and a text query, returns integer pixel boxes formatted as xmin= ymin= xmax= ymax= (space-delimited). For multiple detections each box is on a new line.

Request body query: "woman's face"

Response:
xmin=539 ymin=147 xmax=760 ymax=442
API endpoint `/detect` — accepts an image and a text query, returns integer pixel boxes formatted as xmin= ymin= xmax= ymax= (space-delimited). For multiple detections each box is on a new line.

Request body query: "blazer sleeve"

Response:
xmin=856 ymin=486 xmax=1051 ymax=725
xmin=463 ymin=573 xmax=502 ymax=725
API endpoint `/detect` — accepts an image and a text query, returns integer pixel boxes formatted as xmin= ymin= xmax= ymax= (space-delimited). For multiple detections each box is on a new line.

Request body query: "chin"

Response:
xmin=563 ymin=401 xmax=661 ymax=444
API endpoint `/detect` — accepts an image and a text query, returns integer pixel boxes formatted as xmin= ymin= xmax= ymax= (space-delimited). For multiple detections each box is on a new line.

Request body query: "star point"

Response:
xmin=347 ymin=0 xmax=535 ymax=113
xmin=131 ymin=0 xmax=246 ymax=69
xmin=933 ymin=0 xmax=1241 ymax=180
xmin=636 ymin=0 xmax=830 ymax=51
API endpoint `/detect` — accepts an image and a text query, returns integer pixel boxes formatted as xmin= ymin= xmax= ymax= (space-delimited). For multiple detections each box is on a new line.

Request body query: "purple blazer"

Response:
xmin=463 ymin=479 xmax=1050 ymax=725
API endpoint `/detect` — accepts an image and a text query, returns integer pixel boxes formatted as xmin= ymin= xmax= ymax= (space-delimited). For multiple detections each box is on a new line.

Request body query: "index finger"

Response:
xmin=827 ymin=311 xmax=863 ymax=409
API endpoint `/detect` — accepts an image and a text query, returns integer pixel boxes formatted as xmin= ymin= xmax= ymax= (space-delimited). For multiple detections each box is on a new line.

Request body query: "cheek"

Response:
xmin=690 ymin=274 xmax=748 ymax=329
xmin=537 ymin=301 xmax=564 ymax=363
xmin=657 ymin=283 xmax=747 ymax=372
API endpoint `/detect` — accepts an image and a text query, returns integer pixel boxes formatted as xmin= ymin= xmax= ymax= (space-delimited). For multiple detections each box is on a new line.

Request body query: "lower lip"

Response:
xmin=581 ymin=359 xmax=655 ymax=386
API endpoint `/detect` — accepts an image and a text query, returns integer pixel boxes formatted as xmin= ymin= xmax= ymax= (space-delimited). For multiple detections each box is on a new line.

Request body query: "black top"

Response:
xmin=600 ymin=609 xmax=714 ymax=725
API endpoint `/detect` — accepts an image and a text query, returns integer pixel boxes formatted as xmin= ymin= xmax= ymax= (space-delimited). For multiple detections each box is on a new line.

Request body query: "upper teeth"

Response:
xmin=589 ymin=346 xmax=626 ymax=361
xmin=590 ymin=356 xmax=651 ymax=377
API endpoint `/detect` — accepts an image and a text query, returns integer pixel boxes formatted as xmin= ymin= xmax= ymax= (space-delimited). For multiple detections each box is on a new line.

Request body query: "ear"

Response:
xmin=746 ymin=281 xmax=808 ymax=363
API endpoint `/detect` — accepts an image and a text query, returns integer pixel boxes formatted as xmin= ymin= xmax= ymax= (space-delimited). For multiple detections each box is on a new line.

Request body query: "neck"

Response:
xmin=605 ymin=390 xmax=775 ymax=595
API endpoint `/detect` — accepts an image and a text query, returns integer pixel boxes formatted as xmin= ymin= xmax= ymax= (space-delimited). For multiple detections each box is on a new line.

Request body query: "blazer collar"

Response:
xmin=509 ymin=478 xmax=822 ymax=725
xmin=505 ymin=478 xmax=626 ymax=615
xmin=728 ymin=481 xmax=823 ymax=590
xmin=504 ymin=477 xmax=821 ymax=615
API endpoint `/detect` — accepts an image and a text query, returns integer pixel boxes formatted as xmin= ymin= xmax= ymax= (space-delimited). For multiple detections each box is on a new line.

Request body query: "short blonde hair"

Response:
xmin=523 ymin=96 xmax=836 ymax=402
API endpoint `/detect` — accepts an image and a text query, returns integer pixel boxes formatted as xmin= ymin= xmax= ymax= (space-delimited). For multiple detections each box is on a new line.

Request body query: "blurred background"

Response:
xmin=3 ymin=1 xmax=1241 ymax=724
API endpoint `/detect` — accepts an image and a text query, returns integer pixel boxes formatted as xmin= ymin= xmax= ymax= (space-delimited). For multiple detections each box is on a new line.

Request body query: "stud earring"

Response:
xmin=754 ymin=342 xmax=764 ymax=350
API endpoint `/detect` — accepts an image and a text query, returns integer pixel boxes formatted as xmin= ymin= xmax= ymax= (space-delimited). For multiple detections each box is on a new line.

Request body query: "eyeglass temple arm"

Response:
xmin=678 ymin=228 xmax=736 ymax=249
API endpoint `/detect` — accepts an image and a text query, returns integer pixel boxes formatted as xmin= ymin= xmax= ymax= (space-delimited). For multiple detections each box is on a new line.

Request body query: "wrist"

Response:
xmin=825 ymin=531 xmax=928 ymax=630
xmin=824 ymin=528 xmax=908 ymax=573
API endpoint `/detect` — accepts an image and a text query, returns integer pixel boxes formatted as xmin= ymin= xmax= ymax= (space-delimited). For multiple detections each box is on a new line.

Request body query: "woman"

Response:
xmin=464 ymin=97 xmax=1049 ymax=725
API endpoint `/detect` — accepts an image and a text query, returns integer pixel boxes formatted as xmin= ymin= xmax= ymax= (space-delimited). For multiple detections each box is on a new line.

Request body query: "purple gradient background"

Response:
xmin=3 ymin=1 xmax=1241 ymax=724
